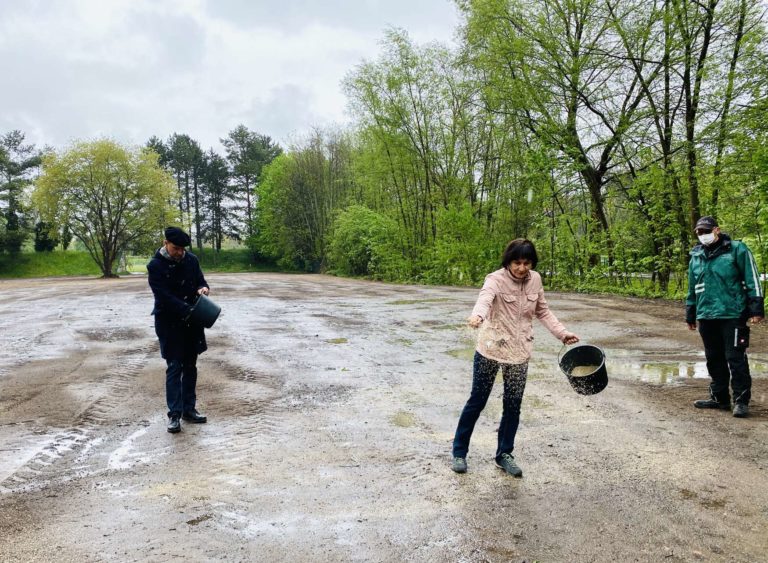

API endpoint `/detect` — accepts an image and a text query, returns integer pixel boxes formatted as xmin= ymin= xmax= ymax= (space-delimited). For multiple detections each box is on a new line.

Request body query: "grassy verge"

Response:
xmin=0 ymin=250 xmax=101 ymax=278
xmin=0 ymin=248 xmax=282 ymax=279
xmin=130 ymin=248 xmax=283 ymax=274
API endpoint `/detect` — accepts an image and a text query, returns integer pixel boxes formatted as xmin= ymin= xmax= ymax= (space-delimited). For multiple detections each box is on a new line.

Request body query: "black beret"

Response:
xmin=164 ymin=226 xmax=191 ymax=247
xmin=695 ymin=216 xmax=718 ymax=230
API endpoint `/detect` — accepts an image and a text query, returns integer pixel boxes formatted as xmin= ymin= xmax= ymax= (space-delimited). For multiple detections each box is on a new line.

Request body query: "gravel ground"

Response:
xmin=0 ymin=273 xmax=766 ymax=562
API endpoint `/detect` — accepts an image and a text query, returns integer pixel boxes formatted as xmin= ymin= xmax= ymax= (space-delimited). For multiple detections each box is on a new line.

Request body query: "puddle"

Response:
xmin=607 ymin=359 xmax=768 ymax=385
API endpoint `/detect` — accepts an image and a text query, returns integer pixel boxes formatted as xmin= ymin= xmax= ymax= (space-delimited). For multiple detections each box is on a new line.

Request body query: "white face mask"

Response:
xmin=698 ymin=232 xmax=716 ymax=246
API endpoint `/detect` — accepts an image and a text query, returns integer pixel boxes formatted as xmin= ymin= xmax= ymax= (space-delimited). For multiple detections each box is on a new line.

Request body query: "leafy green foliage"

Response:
xmin=0 ymin=131 xmax=41 ymax=253
xmin=34 ymin=139 xmax=175 ymax=277
xmin=34 ymin=221 xmax=58 ymax=252
xmin=326 ymin=205 xmax=406 ymax=279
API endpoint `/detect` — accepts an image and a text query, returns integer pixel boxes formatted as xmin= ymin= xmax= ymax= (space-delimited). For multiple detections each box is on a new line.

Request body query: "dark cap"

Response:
xmin=694 ymin=216 xmax=718 ymax=230
xmin=164 ymin=226 xmax=191 ymax=247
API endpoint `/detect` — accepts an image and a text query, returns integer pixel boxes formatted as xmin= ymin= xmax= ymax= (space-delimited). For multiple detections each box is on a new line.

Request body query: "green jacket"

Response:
xmin=685 ymin=234 xmax=764 ymax=322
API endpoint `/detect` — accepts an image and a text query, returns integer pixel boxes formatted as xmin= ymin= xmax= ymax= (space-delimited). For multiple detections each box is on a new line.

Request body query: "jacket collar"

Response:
xmin=156 ymin=246 xmax=186 ymax=263
xmin=504 ymin=268 xmax=531 ymax=283
xmin=691 ymin=233 xmax=731 ymax=257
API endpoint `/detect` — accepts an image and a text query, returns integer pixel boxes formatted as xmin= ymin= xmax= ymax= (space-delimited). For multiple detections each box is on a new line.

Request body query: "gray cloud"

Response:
xmin=205 ymin=0 xmax=459 ymax=37
xmin=0 ymin=0 xmax=460 ymax=152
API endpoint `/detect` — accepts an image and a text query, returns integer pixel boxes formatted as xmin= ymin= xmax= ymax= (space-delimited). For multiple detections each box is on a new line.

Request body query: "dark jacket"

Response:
xmin=685 ymin=234 xmax=764 ymax=323
xmin=147 ymin=248 xmax=209 ymax=360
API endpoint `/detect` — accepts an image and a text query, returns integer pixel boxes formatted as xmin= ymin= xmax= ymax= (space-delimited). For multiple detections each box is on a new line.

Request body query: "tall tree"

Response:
xmin=199 ymin=149 xmax=234 ymax=252
xmin=255 ymin=130 xmax=354 ymax=270
xmin=166 ymin=133 xmax=203 ymax=245
xmin=34 ymin=139 xmax=175 ymax=277
xmin=222 ymin=125 xmax=282 ymax=241
xmin=0 ymin=131 xmax=41 ymax=252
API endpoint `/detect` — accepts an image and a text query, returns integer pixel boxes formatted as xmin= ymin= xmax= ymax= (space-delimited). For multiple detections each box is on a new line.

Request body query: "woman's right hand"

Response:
xmin=468 ymin=315 xmax=483 ymax=328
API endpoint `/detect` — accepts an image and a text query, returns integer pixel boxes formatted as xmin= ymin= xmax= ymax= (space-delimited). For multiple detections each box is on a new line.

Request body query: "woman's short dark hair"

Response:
xmin=501 ymin=238 xmax=538 ymax=269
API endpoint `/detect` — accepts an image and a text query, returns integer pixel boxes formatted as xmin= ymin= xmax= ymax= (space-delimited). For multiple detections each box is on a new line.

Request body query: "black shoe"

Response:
xmin=733 ymin=403 xmax=749 ymax=418
xmin=182 ymin=409 xmax=207 ymax=423
xmin=495 ymin=453 xmax=523 ymax=477
xmin=693 ymin=398 xmax=730 ymax=410
xmin=167 ymin=416 xmax=181 ymax=433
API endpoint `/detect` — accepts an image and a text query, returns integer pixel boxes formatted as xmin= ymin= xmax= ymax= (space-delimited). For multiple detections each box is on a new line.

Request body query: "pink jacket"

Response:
xmin=472 ymin=268 xmax=568 ymax=364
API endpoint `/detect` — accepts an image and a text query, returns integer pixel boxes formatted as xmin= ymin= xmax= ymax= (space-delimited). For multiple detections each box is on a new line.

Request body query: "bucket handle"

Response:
xmin=557 ymin=342 xmax=569 ymax=366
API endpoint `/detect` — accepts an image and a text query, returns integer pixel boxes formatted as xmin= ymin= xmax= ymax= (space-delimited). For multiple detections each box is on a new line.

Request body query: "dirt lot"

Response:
xmin=0 ymin=273 xmax=766 ymax=562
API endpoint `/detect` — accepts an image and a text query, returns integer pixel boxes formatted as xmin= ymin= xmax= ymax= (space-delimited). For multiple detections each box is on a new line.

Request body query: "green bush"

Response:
xmin=326 ymin=205 xmax=407 ymax=279
xmin=422 ymin=204 xmax=501 ymax=286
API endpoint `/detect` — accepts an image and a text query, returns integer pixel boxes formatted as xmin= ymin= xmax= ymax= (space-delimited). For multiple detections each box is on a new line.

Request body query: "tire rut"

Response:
xmin=0 ymin=342 xmax=156 ymax=494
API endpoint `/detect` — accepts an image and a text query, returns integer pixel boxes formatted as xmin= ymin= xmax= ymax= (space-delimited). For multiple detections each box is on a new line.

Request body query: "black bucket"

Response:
xmin=558 ymin=344 xmax=608 ymax=395
xmin=189 ymin=294 xmax=221 ymax=328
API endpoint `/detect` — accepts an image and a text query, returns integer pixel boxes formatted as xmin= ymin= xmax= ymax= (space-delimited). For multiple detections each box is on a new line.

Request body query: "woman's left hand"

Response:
xmin=562 ymin=332 xmax=579 ymax=345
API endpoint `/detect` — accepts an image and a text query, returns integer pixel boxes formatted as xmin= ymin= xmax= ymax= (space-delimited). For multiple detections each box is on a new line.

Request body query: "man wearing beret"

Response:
xmin=686 ymin=216 xmax=764 ymax=418
xmin=147 ymin=227 xmax=211 ymax=433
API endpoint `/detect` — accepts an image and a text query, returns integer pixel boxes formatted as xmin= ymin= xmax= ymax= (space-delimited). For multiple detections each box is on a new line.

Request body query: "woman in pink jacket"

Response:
xmin=451 ymin=239 xmax=579 ymax=477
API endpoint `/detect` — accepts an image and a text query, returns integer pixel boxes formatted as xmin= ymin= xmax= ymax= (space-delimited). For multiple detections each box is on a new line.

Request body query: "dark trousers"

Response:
xmin=165 ymin=353 xmax=198 ymax=417
xmin=453 ymin=352 xmax=528 ymax=460
xmin=698 ymin=319 xmax=751 ymax=405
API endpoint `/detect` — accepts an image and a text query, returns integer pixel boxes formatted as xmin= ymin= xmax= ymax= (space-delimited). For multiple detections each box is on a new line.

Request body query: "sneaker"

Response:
xmin=693 ymin=398 xmax=730 ymax=410
xmin=167 ymin=415 xmax=181 ymax=433
xmin=451 ymin=457 xmax=467 ymax=474
xmin=495 ymin=453 xmax=523 ymax=477
xmin=733 ymin=403 xmax=749 ymax=418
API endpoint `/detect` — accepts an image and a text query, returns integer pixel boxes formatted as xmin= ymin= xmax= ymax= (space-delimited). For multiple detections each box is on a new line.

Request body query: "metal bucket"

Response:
xmin=189 ymin=294 xmax=221 ymax=328
xmin=558 ymin=344 xmax=608 ymax=395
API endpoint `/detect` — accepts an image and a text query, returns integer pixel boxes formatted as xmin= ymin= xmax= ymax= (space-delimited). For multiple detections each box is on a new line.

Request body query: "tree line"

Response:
xmin=0 ymin=126 xmax=281 ymax=277
xmin=3 ymin=0 xmax=767 ymax=295
xmin=253 ymin=0 xmax=768 ymax=296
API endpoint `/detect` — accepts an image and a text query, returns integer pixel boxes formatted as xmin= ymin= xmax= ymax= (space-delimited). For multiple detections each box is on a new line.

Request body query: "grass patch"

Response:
xmin=132 ymin=248 xmax=282 ymax=274
xmin=0 ymin=251 xmax=101 ymax=278
xmin=326 ymin=338 xmax=348 ymax=344
xmin=0 ymin=248 xmax=284 ymax=279
xmin=194 ymin=248 xmax=281 ymax=273
xmin=445 ymin=347 xmax=475 ymax=360
xmin=390 ymin=411 xmax=416 ymax=428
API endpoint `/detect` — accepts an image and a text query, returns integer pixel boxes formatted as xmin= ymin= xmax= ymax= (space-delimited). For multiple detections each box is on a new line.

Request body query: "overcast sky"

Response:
xmin=0 ymin=0 xmax=460 ymax=153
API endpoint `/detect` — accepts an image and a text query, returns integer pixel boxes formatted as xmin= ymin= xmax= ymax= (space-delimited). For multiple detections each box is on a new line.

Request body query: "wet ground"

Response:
xmin=0 ymin=273 xmax=767 ymax=562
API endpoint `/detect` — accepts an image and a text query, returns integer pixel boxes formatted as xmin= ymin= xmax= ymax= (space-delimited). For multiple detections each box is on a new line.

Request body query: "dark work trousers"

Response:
xmin=698 ymin=318 xmax=751 ymax=405
xmin=165 ymin=353 xmax=199 ymax=417
xmin=453 ymin=351 xmax=528 ymax=461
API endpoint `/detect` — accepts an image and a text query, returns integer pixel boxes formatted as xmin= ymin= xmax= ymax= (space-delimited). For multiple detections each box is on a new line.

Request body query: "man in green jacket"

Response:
xmin=686 ymin=216 xmax=764 ymax=417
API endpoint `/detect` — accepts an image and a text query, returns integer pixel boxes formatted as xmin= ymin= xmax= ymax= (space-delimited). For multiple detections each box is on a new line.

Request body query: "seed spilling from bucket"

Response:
xmin=570 ymin=365 xmax=599 ymax=377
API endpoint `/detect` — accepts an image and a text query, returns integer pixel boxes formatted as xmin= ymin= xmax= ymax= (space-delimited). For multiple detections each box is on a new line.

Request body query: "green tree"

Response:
xmin=34 ymin=221 xmax=58 ymax=252
xmin=326 ymin=204 xmax=406 ymax=278
xmin=199 ymin=149 xmax=235 ymax=252
xmin=222 ymin=125 xmax=282 ymax=241
xmin=0 ymin=131 xmax=41 ymax=252
xmin=254 ymin=130 xmax=355 ymax=270
xmin=33 ymin=139 xmax=175 ymax=277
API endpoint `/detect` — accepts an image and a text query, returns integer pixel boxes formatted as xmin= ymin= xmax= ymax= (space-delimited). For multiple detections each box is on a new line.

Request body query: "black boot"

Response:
xmin=182 ymin=409 xmax=207 ymax=423
xmin=733 ymin=403 xmax=749 ymax=418
xmin=167 ymin=415 xmax=181 ymax=433
xmin=693 ymin=398 xmax=730 ymax=410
